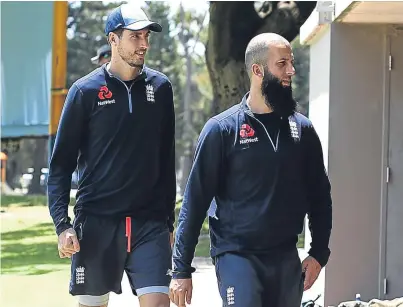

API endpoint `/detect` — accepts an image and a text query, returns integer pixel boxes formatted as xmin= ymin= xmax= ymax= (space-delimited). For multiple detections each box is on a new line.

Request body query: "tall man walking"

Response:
xmin=48 ymin=4 xmax=176 ymax=307
xmin=169 ymin=33 xmax=332 ymax=307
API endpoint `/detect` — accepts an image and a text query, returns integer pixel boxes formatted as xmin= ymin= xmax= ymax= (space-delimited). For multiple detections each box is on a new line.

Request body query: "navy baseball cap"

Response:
xmin=105 ymin=4 xmax=162 ymax=35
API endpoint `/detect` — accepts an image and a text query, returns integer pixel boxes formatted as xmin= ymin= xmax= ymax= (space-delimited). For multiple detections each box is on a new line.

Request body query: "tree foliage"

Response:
xmin=66 ymin=1 xmax=120 ymax=87
xmin=205 ymin=1 xmax=316 ymax=113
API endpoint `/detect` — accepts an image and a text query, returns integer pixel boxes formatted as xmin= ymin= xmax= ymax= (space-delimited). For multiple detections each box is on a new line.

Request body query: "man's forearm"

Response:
xmin=47 ymin=83 xmax=85 ymax=235
xmin=55 ymin=216 xmax=73 ymax=235
xmin=305 ymin=124 xmax=333 ymax=267
xmin=171 ymin=206 xmax=204 ymax=278
xmin=307 ymin=184 xmax=332 ymax=267
xmin=307 ymin=236 xmax=331 ymax=267
xmin=48 ymin=175 xmax=73 ymax=235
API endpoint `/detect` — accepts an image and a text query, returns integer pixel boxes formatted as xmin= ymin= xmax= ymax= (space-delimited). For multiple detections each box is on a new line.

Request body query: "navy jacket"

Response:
xmin=172 ymin=93 xmax=332 ymax=278
xmin=48 ymin=65 xmax=176 ymax=235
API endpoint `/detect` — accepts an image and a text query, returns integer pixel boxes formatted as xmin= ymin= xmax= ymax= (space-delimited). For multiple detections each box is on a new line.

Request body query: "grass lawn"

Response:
xmin=1 ymin=201 xmax=75 ymax=307
xmin=0 ymin=195 xmax=210 ymax=307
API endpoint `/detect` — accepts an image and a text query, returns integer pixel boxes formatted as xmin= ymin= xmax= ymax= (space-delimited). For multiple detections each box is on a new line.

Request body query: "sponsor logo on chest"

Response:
xmin=239 ymin=124 xmax=258 ymax=144
xmin=97 ymin=86 xmax=116 ymax=106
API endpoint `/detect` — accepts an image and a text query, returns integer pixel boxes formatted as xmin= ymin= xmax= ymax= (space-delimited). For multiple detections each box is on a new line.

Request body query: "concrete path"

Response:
xmin=109 ymin=249 xmax=325 ymax=307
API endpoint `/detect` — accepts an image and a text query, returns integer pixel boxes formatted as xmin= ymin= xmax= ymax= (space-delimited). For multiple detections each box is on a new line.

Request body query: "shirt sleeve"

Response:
xmin=304 ymin=123 xmax=333 ymax=267
xmin=161 ymin=81 xmax=176 ymax=233
xmin=172 ymin=118 xmax=224 ymax=278
xmin=47 ymin=84 xmax=86 ymax=236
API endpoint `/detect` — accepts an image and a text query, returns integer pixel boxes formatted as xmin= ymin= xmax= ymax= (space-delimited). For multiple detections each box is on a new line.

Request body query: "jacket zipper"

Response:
xmin=118 ymin=80 xmax=134 ymax=113
xmin=108 ymin=76 xmax=135 ymax=113
xmin=106 ymin=66 xmax=146 ymax=113
xmin=250 ymin=116 xmax=280 ymax=152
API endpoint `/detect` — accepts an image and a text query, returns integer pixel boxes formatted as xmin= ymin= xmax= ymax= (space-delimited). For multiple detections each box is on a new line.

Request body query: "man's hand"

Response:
xmin=169 ymin=232 xmax=174 ymax=249
xmin=169 ymin=278 xmax=193 ymax=307
xmin=301 ymin=256 xmax=322 ymax=291
xmin=58 ymin=228 xmax=80 ymax=258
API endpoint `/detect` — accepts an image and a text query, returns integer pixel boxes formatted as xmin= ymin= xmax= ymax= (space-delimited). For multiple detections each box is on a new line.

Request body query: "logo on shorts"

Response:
xmin=239 ymin=124 xmax=258 ymax=144
xmin=76 ymin=266 xmax=85 ymax=284
xmin=226 ymin=286 xmax=235 ymax=305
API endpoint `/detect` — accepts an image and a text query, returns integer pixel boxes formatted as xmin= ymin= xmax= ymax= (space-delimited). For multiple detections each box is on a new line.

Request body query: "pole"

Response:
xmin=49 ymin=1 xmax=68 ymax=159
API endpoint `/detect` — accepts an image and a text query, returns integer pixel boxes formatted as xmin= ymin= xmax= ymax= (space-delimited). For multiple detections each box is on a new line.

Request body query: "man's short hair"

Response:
xmin=112 ymin=28 xmax=124 ymax=38
xmin=245 ymin=39 xmax=269 ymax=79
xmin=244 ymin=33 xmax=290 ymax=79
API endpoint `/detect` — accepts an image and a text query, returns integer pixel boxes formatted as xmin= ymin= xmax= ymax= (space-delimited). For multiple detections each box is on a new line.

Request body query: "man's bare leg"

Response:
xmin=139 ymin=293 xmax=170 ymax=307
xmin=77 ymin=294 xmax=109 ymax=307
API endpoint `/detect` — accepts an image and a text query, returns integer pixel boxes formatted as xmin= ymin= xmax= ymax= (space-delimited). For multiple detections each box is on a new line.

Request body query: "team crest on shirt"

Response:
xmin=289 ymin=118 xmax=299 ymax=140
xmin=146 ymin=84 xmax=155 ymax=103
xmin=239 ymin=124 xmax=258 ymax=144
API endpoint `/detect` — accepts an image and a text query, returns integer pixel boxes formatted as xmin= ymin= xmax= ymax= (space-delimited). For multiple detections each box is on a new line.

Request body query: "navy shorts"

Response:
xmin=69 ymin=213 xmax=172 ymax=297
xmin=214 ymin=249 xmax=304 ymax=307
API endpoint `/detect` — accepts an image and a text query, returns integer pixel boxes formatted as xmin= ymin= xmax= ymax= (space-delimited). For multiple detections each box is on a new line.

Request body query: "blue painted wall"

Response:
xmin=1 ymin=1 xmax=54 ymax=138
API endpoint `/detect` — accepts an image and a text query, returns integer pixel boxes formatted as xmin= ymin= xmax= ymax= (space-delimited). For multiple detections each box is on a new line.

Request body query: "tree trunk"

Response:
xmin=206 ymin=1 xmax=317 ymax=113
xmin=179 ymin=3 xmax=195 ymax=193
xmin=179 ymin=48 xmax=194 ymax=192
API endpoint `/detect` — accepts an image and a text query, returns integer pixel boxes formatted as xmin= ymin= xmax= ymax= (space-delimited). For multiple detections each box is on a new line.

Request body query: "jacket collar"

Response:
xmin=239 ymin=91 xmax=254 ymax=117
xmin=102 ymin=63 xmax=147 ymax=83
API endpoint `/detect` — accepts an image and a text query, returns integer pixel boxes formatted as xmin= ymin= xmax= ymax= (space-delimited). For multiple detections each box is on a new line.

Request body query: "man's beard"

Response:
xmin=117 ymin=45 xmax=144 ymax=69
xmin=261 ymin=68 xmax=297 ymax=117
